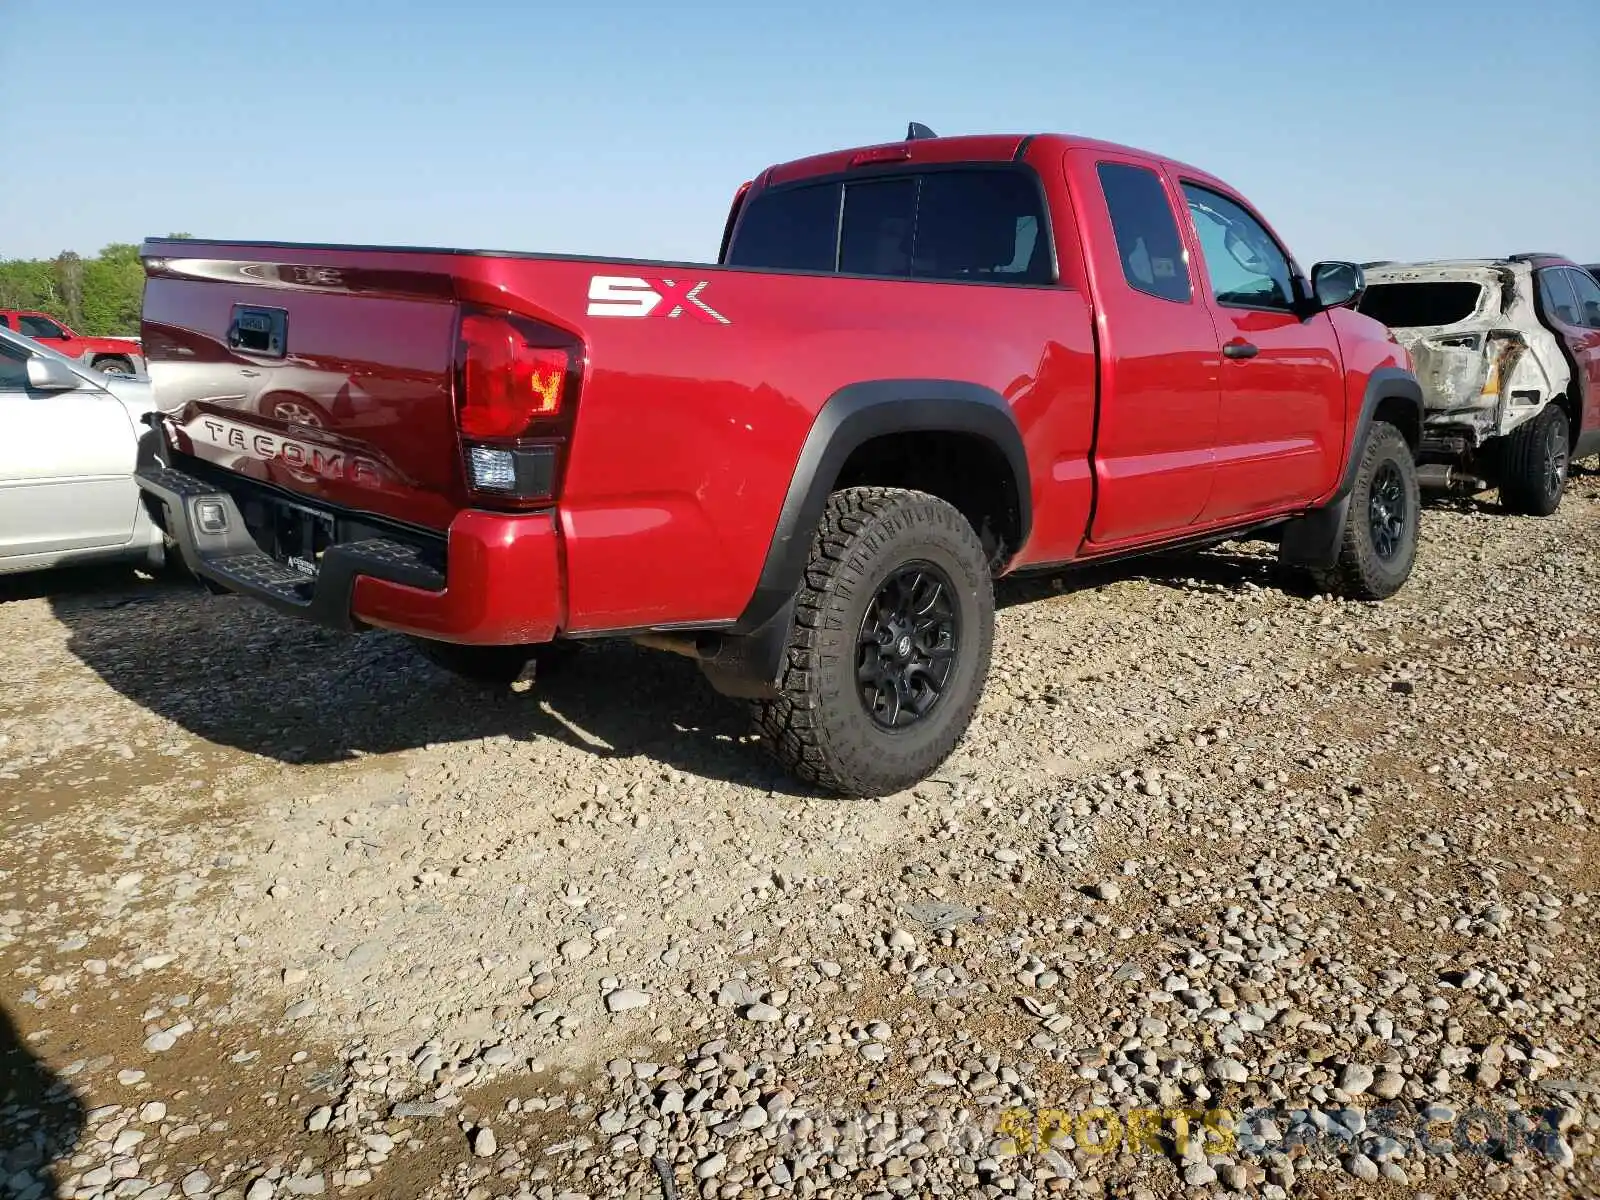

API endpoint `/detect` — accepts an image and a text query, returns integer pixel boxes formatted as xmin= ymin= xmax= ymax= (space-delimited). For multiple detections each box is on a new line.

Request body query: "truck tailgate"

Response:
xmin=141 ymin=246 xmax=464 ymax=531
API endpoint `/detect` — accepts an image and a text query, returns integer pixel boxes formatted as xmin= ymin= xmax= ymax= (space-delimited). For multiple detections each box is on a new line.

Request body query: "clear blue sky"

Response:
xmin=3 ymin=0 xmax=1595 ymax=266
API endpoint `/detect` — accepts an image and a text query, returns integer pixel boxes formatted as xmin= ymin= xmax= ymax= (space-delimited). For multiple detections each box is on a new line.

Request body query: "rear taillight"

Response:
xmin=455 ymin=307 xmax=584 ymax=507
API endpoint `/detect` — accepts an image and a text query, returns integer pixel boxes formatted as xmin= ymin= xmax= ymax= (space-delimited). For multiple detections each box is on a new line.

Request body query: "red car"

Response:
xmin=0 ymin=310 xmax=145 ymax=376
xmin=134 ymin=125 xmax=1424 ymax=795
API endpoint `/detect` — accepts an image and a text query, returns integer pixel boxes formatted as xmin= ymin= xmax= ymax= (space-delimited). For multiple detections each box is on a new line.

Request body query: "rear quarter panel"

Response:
xmin=447 ymin=257 xmax=1097 ymax=632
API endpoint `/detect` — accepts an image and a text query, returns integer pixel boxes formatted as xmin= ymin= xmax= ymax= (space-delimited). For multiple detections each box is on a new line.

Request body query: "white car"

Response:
xmin=0 ymin=325 xmax=167 ymax=576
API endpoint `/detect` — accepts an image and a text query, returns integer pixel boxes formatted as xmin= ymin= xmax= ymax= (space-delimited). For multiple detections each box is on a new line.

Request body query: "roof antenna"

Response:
xmin=906 ymin=122 xmax=937 ymax=141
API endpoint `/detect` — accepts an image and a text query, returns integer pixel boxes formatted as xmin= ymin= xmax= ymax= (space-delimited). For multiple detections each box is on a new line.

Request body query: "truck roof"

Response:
xmin=758 ymin=131 xmax=1232 ymax=194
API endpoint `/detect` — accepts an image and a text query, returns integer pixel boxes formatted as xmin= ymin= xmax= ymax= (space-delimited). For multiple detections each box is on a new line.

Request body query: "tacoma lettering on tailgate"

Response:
xmin=200 ymin=417 xmax=386 ymax=487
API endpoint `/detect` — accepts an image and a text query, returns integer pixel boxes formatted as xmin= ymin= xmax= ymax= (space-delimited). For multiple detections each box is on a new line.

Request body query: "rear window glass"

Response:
xmin=1356 ymin=282 xmax=1484 ymax=328
xmin=726 ymin=168 xmax=1052 ymax=284
xmin=723 ymin=183 xmax=840 ymax=272
xmin=839 ymin=178 xmax=916 ymax=276
xmin=913 ymin=172 xmax=1049 ymax=283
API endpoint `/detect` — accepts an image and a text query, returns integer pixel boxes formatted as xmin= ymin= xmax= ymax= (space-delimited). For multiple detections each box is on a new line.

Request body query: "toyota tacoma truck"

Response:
xmin=133 ymin=126 xmax=1425 ymax=797
xmin=1 ymin=310 xmax=145 ymax=376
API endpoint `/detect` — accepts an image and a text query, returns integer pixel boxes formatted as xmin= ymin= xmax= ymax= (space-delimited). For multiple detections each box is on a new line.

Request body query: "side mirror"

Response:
xmin=1310 ymin=260 xmax=1365 ymax=310
xmin=26 ymin=356 xmax=83 ymax=392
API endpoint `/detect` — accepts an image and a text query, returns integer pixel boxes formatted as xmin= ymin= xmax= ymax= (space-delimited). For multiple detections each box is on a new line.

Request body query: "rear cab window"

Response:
xmin=722 ymin=182 xmax=840 ymax=272
xmin=724 ymin=166 xmax=1054 ymax=285
xmin=1356 ymin=282 xmax=1486 ymax=328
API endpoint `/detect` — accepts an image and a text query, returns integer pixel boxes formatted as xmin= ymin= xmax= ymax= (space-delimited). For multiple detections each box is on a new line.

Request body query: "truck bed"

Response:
xmin=140 ymin=237 xmax=1097 ymax=635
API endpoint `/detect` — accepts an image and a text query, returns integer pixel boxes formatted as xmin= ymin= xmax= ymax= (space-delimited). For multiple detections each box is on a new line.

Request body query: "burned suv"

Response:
xmin=1356 ymin=254 xmax=1600 ymax=516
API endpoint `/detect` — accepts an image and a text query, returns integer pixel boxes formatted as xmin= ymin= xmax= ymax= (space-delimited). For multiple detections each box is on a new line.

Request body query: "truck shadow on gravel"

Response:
xmin=0 ymin=1002 xmax=84 ymax=1200
xmin=47 ymin=541 xmax=1308 ymax=792
xmin=46 ymin=577 xmax=815 ymax=794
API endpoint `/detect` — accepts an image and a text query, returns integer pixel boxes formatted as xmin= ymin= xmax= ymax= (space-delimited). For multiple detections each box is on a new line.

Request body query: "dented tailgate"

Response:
xmin=141 ymin=246 xmax=465 ymax=531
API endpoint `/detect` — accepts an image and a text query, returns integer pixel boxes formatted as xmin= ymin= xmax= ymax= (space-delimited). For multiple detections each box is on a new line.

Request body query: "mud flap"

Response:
xmin=1276 ymin=494 xmax=1350 ymax=570
xmin=696 ymin=594 xmax=798 ymax=701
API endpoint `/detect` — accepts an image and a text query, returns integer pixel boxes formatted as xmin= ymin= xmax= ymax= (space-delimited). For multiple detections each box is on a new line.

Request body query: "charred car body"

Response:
xmin=1355 ymin=254 xmax=1600 ymax=515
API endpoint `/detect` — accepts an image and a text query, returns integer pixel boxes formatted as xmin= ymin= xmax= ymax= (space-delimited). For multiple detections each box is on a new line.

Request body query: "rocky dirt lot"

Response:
xmin=3 ymin=470 xmax=1599 ymax=1200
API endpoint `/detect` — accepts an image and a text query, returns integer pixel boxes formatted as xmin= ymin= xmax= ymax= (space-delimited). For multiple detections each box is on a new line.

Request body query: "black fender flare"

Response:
xmin=735 ymin=378 xmax=1030 ymax=634
xmin=1279 ymin=366 xmax=1424 ymax=569
xmin=698 ymin=379 xmax=1031 ymax=700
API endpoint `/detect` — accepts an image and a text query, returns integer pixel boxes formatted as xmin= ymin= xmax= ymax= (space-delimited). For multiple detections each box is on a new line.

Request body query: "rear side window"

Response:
xmin=723 ymin=183 xmax=840 ymax=272
xmin=726 ymin=168 xmax=1052 ymax=284
xmin=1356 ymin=282 xmax=1485 ymax=328
xmin=1563 ymin=268 xmax=1600 ymax=329
xmin=1096 ymin=163 xmax=1191 ymax=303
xmin=1537 ymin=270 xmax=1580 ymax=328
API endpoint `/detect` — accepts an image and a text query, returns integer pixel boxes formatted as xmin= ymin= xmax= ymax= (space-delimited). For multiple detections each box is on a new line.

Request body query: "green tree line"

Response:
xmin=0 ymin=236 xmax=190 ymax=336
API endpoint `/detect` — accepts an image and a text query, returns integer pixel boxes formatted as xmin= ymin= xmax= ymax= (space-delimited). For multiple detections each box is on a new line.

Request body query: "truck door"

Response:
xmin=1065 ymin=150 xmax=1221 ymax=546
xmin=1175 ymin=180 xmax=1345 ymax=519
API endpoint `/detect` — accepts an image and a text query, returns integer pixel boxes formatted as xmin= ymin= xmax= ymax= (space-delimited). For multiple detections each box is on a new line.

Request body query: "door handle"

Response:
xmin=1222 ymin=340 xmax=1259 ymax=360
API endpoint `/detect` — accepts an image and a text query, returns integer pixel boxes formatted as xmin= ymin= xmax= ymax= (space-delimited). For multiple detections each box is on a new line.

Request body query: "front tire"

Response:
xmin=94 ymin=356 xmax=135 ymax=377
xmin=752 ymin=487 xmax=995 ymax=796
xmin=1311 ymin=421 xmax=1420 ymax=601
xmin=1498 ymin=404 xmax=1569 ymax=517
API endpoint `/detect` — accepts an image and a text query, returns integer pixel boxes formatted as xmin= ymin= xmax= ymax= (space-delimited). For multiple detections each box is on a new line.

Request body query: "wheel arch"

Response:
xmin=1278 ymin=368 xmax=1424 ymax=571
xmin=733 ymin=379 xmax=1031 ymax=636
xmin=1355 ymin=368 xmax=1424 ymax=471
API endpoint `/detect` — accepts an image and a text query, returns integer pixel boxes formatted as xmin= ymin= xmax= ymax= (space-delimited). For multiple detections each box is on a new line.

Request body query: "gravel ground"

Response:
xmin=3 ymin=467 xmax=1598 ymax=1200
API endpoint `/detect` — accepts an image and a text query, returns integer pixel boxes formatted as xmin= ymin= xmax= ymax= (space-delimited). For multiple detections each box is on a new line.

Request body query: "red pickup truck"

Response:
xmin=134 ymin=127 xmax=1424 ymax=796
xmin=0 ymin=310 xmax=145 ymax=376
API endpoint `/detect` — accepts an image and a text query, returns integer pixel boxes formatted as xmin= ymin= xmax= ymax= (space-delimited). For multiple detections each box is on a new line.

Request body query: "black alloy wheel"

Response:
xmin=1368 ymin=460 xmax=1406 ymax=561
xmin=856 ymin=563 xmax=959 ymax=730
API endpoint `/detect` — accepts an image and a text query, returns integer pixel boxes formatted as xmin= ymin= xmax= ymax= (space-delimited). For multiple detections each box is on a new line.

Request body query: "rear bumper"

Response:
xmin=136 ymin=460 xmax=563 ymax=645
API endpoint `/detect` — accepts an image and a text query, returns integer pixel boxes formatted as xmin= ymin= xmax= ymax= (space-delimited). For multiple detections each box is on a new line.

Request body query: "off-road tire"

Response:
xmin=1310 ymin=421 xmax=1420 ymax=601
xmin=1498 ymin=403 xmax=1570 ymax=517
xmin=410 ymin=638 xmax=578 ymax=686
xmin=752 ymin=486 xmax=995 ymax=797
xmin=94 ymin=356 xmax=135 ymax=377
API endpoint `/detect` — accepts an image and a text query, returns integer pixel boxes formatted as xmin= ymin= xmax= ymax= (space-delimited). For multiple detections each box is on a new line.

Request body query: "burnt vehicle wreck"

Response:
xmin=1357 ymin=254 xmax=1600 ymax=516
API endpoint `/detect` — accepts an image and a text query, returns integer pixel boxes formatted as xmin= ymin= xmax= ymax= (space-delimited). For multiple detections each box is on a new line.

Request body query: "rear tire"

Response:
xmin=94 ymin=356 xmax=135 ymax=377
xmin=752 ymin=486 xmax=994 ymax=797
xmin=1498 ymin=404 xmax=1569 ymax=517
xmin=410 ymin=638 xmax=578 ymax=686
xmin=1310 ymin=421 xmax=1420 ymax=601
